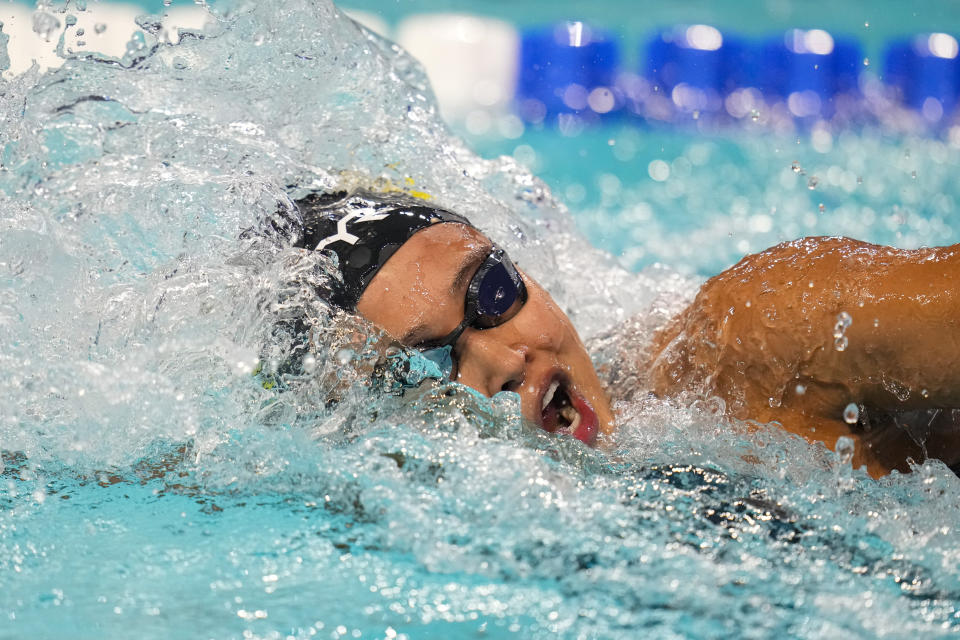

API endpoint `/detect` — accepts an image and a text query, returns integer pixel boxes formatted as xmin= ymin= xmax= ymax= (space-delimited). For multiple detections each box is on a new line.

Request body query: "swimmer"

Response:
xmin=290 ymin=191 xmax=960 ymax=478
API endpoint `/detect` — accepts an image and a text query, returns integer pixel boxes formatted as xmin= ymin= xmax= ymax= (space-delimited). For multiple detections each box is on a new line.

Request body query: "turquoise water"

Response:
xmin=468 ymin=125 xmax=960 ymax=275
xmin=2 ymin=1 xmax=960 ymax=639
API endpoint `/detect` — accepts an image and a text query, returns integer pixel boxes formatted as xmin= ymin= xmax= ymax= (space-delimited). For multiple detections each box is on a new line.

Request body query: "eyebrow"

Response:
xmin=399 ymin=244 xmax=489 ymax=345
xmin=449 ymin=245 xmax=488 ymax=297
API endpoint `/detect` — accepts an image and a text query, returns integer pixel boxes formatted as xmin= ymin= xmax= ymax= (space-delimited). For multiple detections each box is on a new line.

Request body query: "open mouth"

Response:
xmin=539 ymin=376 xmax=599 ymax=446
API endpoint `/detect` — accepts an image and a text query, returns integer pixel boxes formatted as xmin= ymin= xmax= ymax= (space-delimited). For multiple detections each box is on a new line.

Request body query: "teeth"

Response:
xmin=542 ymin=380 xmax=559 ymax=411
xmin=557 ymin=405 xmax=580 ymax=434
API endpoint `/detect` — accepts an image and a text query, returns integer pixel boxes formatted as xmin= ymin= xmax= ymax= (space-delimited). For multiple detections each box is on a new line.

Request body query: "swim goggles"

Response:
xmin=415 ymin=245 xmax=527 ymax=377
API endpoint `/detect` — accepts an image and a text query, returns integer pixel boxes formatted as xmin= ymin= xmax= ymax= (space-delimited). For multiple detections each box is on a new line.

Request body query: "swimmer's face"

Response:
xmin=356 ymin=223 xmax=615 ymax=445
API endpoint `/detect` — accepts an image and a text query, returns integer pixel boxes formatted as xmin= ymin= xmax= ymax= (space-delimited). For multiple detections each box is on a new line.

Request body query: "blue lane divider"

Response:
xmin=516 ymin=22 xmax=621 ymax=124
xmin=757 ymin=29 xmax=863 ymax=118
xmin=644 ymin=25 xmax=729 ymax=113
xmin=515 ymin=23 xmax=958 ymax=128
xmin=884 ymin=34 xmax=960 ymax=120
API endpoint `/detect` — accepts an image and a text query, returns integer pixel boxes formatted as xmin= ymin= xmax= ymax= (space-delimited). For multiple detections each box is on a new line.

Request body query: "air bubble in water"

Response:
xmin=750 ymin=109 xmax=760 ymax=121
xmin=791 ymin=160 xmax=802 ymax=173
xmin=336 ymin=348 xmax=354 ymax=365
xmin=818 ymin=203 xmax=825 ymax=213
xmin=795 ymin=384 xmax=807 ymax=395
xmin=302 ymin=355 xmax=317 ymax=373
xmin=76 ymin=27 xmax=84 ymax=37
xmin=843 ymin=403 xmax=859 ymax=424
xmin=94 ymin=22 xmax=107 ymax=34
xmin=807 ymin=176 xmax=819 ymax=190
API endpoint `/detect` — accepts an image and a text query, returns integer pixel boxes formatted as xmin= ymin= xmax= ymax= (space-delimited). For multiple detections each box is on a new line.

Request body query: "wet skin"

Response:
xmin=355 ymin=224 xmax=959 ymax=477
xmin=648 ymin=237 xmax=960 ymax=477
xmin=356 ymin=222 xmax=616 ymax=444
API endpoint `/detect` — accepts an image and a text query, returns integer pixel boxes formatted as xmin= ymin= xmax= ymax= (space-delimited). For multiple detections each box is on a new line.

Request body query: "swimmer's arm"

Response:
xmin=781 ymin=237 xmax=960 ymax=412
xmin=649 ymin=237 xmax=960 ymax=473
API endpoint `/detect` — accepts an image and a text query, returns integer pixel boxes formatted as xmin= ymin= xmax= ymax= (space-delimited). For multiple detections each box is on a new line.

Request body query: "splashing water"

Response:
xmin=1 ymin=1 xmax=959 ymax=638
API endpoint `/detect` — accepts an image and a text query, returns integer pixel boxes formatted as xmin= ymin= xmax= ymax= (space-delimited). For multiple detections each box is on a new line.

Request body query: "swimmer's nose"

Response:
xmin=455 ymin=329 xmax=526 ymax=397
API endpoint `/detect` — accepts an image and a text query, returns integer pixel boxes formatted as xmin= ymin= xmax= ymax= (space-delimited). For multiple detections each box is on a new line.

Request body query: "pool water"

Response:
xmin=468 ymin=124 xmax=960 ymax=275
xmin=1 ymin=1 xmax=960 ymax=639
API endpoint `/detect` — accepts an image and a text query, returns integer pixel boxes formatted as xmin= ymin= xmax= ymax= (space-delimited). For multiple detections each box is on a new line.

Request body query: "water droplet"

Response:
xmin=911 ymin=170 xmax=917 ymax=179
xmin=253 ymin=34 xmax=265 ymax=46
xmin=856 ymin=175 xmax=863 ymax=184
xmin=807 ymin=176 xmax=819 ymax=190
xmin=692 ymin=109 xmax=700 ymax=120
xmin=76 ymin=27 xmax=84 ymax=37
xmin=302 ymin=355 xmax=317 ymax=373
xmin=835 ymin=435 xmax=855 ymax=463
xmin=795 ymin=384 xmax=807 ymax=396
xmin=873 ymin=318 xmax=879 ymax=328
xmin=94 ymin=22 xmax=107 ymax=34
xmin=863 ymin=57 xmax=870 ymax=67
xmin=843 ymin=403 xmax=860 ymax=424
xmin=32 ymin=11 xmax=61 ymax=41
xmin=835 ymin=311 xmax=852 ymax=330
xmin=750 ymin=109 xmax=760 ymax=121
xmin=336 ymin=348 xmax=354 ymax=365
xmin=65 ymin=14 xmax=77 ymax=27
xmin=921 ymin=388 xmax=929 ymax=399
xmin=791 ymin=160 xmax=802 ymax=173
xmin=818 ymin=203 xmax=825 ymax=213
xmin=833 ymin=312 xmax=852 ymax=351
xmin=864 ymin=21 xmax=870 ymax=28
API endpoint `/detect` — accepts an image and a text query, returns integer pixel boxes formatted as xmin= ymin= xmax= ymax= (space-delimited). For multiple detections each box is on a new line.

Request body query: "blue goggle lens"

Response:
xmin=412 ymin=245 xmax=527 ymax=353
xmin=475 ymin=261 xmax=520 ymax=318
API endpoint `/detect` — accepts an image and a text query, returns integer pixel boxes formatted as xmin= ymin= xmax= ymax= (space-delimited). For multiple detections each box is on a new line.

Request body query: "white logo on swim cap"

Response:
xmin=314 ymin=209 xmax=390 ymax=251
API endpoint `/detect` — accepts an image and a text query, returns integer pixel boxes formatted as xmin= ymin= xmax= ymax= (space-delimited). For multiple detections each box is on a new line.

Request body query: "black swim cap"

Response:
xmin=292 ymin=190 xmax=472 ymax=309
